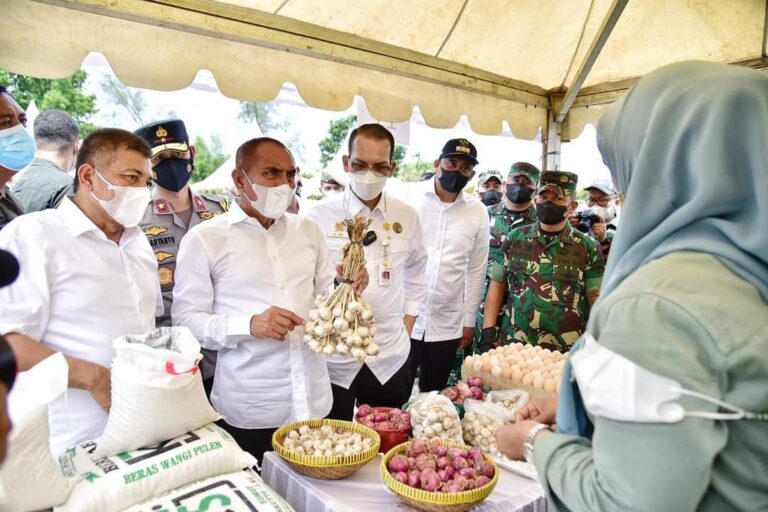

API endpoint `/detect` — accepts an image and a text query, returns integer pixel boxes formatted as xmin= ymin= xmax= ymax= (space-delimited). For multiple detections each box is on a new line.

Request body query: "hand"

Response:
xmin=568 ymin=214 xmax=579 ymax=227
xmin=591 ymin=220 xmax=607 ymax=242
xmin=516 ymin=395 xmax=559 ymax=424
xmin=87 ymin=363 xmax=112 ymax=413
xmin=496 ymin=420 xmax=550 ymax=461
xmin=403 ymin=315 xmax=416 ymax=338
xmin=478 ymin=326 xmax=498 ymax=353
xmin=337 ymin=264 xmax=369 ymax=296
xmin=250 ymin=306 xmax=305 ymax=341
xmin=457 ymin=326 xmax=474 ymax=350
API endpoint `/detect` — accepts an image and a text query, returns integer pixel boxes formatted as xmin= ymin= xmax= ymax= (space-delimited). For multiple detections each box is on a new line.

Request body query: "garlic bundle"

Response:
xmin=282 ymin=424 xmax=373 ymax=457
xmin=303 ymin=217 xmax=380 ymax=361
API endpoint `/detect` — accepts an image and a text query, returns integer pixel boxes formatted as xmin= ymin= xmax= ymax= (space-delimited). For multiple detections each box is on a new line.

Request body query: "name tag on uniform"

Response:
xmin=328 ymin=230 xmax=349 ymax=238
xmin=378 ymin=261 xmax=392 ymax=287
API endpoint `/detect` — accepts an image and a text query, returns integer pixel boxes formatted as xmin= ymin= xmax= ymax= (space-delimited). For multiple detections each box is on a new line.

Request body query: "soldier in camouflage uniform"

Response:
xmin=482 ymin=171 xmax=604 ymax=352
xmin=476 ymin=169 xmax=503 ymax=206
xmin=474 ymin=162 xmax=539 ymax=352
xmin=447 ymin=164 xmax=540 ymax=385
xmin=135 ymin=120 xmax=229 ymax=394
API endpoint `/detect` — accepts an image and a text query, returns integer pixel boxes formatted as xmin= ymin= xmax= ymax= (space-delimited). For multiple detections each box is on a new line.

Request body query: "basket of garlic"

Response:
xmin=462 ymin=343 xmax=566 ymax=395
xmin=303 ymin=217 xmax=381 ymax=362
xmin=272 ymin=419 xmax=380 ymax=479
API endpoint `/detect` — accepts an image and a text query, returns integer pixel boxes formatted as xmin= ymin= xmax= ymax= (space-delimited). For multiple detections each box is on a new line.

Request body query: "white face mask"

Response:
xmin=350 ymin=171 xmax=387 ymax=201
xmin=571 ymin=334 xmax=765 ymax=423
xmin=91 ymin=170 xmax=150 ymax=228
xmin=242 ymin=172 xmax=294 ymax=219
xmin=591 ymin=204 xmax=616 ymax=222
xmin=323 ymin=188 xmax=343 ymax=199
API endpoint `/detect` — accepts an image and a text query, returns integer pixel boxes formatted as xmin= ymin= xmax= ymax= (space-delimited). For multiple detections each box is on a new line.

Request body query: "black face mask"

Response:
xmin=437 ymin=167 xmax=471 ymax=193
xmin=154 ymin=158 xmax=193 ymax=192
xmin=505 ymin=183 xmax=533 ymax=204
xmin=480 ymin=189 xmax=502 ymax=206
xmin=536 ymin=201 xmax=569 ymax=225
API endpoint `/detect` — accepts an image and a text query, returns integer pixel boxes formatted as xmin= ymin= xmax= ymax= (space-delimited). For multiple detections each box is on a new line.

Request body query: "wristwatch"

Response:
xmin=523 ymin=423 xmax=550 ymax=462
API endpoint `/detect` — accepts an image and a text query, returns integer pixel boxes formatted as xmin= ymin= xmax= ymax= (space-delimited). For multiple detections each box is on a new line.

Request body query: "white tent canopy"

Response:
xmin=2 ymin=0 xmax=764 ymax=144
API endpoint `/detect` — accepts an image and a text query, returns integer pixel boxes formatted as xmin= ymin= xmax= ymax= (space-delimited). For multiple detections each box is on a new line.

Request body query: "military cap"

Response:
xmin=439 ymin=138 xmax=479 ymax=165
xmin=537 ymin=171 xmax=578 ymax=198
xmin=478 ymin=170 xmax=503 ymax=185
xmin=508 ymin=162 xmax=541 ymax=183
xmin=134 ymin=119 xmax=190 ymax=158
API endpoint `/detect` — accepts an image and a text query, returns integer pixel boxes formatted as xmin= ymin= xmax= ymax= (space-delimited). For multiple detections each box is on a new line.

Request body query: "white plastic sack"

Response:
xmin=124 ymin=469 xmax=294 ymax=512
xmin=94 ymin=327 xmax=221 ymax=457
xmin=0 ymin=353 xmax=78 ymax=511
xmin=56 ymin=422 xmax=257 ymax=512
xmin=485 ymin=390 xmax=530 ymax=419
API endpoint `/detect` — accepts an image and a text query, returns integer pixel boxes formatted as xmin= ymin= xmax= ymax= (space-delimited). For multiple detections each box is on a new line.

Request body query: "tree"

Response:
xmin=191 ymin=135 xmax=228 ymax=183
xmin=0 ymin=70 xmax=98 ymax=136
xmin=319 ymin=115 xmax=356 ymax=167
xmin=239 ymin=100 xmax=305 ymax=162
xmin=395 ymin=152 xmax=434 ymax=182
xmin=101 ymin=75 xmax=147 ymax=126
xmin=393 ymin=145 xmax=406 ymax=165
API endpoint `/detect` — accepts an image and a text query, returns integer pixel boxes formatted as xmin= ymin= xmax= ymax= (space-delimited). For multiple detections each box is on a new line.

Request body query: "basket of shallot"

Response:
xmin=380 ymin=438 xmax=499 ymax=512
xmin=272 ymin=419 xmax=380 ymax=479
xmin=303 ymin=217 xmax=381 ymax=361
xmin=355 ymin=404 xmax=412 ymax=453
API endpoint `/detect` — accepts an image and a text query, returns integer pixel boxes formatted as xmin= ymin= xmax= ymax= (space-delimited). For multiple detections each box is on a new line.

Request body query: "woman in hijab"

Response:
xmin=496 ymin=61 xmax=768 ymax=511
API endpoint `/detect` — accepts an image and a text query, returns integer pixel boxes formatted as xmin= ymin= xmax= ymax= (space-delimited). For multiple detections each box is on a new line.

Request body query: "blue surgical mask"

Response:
xmin=0 ymin=124 xmax=36 ymax=171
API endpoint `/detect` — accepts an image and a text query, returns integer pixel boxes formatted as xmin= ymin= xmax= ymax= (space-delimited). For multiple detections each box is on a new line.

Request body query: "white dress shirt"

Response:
xmin=0 ymin=197 xmax=160 ymax=454
xmin=406 ymin=178 xmax=490 ymax=341
xmin=171 ymin=201 xmax=334 ymax=429
xmin=306 ymin=190 xmax=427 ymax=388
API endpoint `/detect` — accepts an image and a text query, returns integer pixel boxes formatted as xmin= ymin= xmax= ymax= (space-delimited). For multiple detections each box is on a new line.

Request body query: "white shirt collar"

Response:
xmin=58 ymin=196 xmax=143 ymax=242
xmin=421 ymin=176 xmax=467 ymax=205
xmin=344 ymin=188 xmax=388 ymax=218
xmin=227 ymin=198 xmax=286 ymax=231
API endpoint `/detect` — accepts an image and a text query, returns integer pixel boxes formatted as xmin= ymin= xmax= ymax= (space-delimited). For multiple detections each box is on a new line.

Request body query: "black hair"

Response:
xmin=34 ymin=110 xmax=79 ymax=152
xmin=73 ymin=128 xmax=151 ymax=192
xmin=347 ymin=123 xmax=394 ymax=160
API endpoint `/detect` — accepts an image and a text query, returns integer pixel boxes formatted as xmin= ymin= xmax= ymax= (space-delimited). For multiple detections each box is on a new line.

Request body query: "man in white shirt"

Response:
xmin=0 ymin=128 xmax=159 ymax=454
xmin=172 ymin=137 xmax=366 ymax=463
xmin=409 ymin=139 xmax=490 ymax=392
xmin=307 ymin=124 xmax=427 ymax=420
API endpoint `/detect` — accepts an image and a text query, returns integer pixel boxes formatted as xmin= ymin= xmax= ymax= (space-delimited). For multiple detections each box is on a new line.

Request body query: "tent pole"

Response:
xmin=544 ymin=110 xmax=561 ymax=171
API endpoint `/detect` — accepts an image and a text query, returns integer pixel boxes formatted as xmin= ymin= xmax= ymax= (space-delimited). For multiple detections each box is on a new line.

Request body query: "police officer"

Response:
xmin=320 ymin=172 xmax=344 ymax=198
xmin=134 ymin=119 xmax=228 ymax=393
xmin=476 ymin=170 xmax=503 ymax=206
xmin=474 ymin=162 xmax=539 ymax=352
xmin=482 ymin=171 xmax=604 ymax=352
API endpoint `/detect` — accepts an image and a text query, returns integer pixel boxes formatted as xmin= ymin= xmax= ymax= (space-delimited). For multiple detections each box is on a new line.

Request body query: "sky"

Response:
xmin=78 ymin=52 xmax=611 ymax=193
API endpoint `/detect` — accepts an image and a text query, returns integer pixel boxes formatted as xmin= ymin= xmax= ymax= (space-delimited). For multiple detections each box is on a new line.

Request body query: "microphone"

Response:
xmin=0 ymin=249 xmax=19 ymax=288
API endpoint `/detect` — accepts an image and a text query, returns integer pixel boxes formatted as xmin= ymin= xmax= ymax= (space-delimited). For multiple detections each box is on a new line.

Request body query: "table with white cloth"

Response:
xmin=262 ymin=451 xmax=547 ymax=512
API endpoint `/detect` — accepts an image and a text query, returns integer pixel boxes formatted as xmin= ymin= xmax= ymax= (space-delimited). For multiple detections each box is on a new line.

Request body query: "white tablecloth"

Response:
xmin=262 ymin=451 xmax=547 ymax=512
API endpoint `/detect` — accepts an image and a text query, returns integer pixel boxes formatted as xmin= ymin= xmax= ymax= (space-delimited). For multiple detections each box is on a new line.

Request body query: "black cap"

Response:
xmin=134 ymin=119 xmax=190 ymax=158
xmin=439 ymin=138 xmax=478 ymax=165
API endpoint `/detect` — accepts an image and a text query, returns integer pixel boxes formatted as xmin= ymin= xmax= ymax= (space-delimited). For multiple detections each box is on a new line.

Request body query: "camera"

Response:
xmin=574 ymin=210 xmax=602 ymax=233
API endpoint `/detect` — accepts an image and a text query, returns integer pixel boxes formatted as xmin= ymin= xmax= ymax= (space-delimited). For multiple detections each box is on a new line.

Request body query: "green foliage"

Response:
xmin=300 ymin=171 xmax=314 ymax=180
xmin=239 ymin=101 xmax=286 ymax=134
xmin=100 ymin=75 xmax=147 ymax=125
xmin=306 ymin=193 xmax=324 ymax=201
xmin=395 ymin=152 xmax=434 ymax=182
xmin=191 ymin=134 xmax=228 ymax=183
xmin=393 ymin=145 xmax=406 ymax=165
xmin=0 ymin=70 xmax=97 ymax=131
xmin=319 ymin=115 xmax=356 ymax=167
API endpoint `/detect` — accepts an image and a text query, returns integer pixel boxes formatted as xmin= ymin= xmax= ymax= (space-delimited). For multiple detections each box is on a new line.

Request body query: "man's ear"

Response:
xmin=433 ymin=159 xmax=440 ymax=172
xmin=388 ymin=161 xmax=398 ymax=178
xmin=568 ymin=200 xmax=579 ymax=214
xmin=77 ymin=164 xmax=94 ymax=191
xmin=189 ymin=145 xmax=196 ymax=163
xmin=231 ymin=168 xmax=245 ymax=195
xmin=342 ymin=155 xmax=350 ymax=173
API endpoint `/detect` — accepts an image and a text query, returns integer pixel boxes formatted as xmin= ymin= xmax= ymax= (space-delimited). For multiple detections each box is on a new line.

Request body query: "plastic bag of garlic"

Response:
xmin=461 ymin=399 xmax=514 ymax=457
xmin=462 ymin=343 xmax=566 ymax=394
xmin=303 ymin=217 xmax=381 ymax=362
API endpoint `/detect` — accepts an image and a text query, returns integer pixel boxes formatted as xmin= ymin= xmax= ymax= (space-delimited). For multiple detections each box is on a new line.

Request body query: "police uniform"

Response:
xmin=489 ymin=171 xmax=604 ymax=351
xmin=0 ymin=187 xmax=23 ymax=231
xmin=135 ymin=120 xmax=229 ymax=386
xmin=140 ymin=190 xmax=229 ymax=327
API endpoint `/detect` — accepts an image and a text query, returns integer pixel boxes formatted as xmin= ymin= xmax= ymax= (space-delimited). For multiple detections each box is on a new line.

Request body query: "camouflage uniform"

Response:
xmin=489 ymin=171 xmax=604 ymax=351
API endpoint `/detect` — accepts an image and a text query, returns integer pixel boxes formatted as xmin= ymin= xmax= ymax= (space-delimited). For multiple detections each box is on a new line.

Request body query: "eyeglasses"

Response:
xmin=441 ymin=157 xmax=475 ymax=176
xmin=349 ymin=160 xmax=391 ymax=177
xmin=586 ymin=196 xmax=614 ymax=207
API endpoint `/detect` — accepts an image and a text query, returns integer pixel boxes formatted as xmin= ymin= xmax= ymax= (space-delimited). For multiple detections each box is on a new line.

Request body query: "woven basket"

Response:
xmin=272 ymin=419 xmax=380 ymax=480
xmin=380 ymin=440 xmax=499 ymax=512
